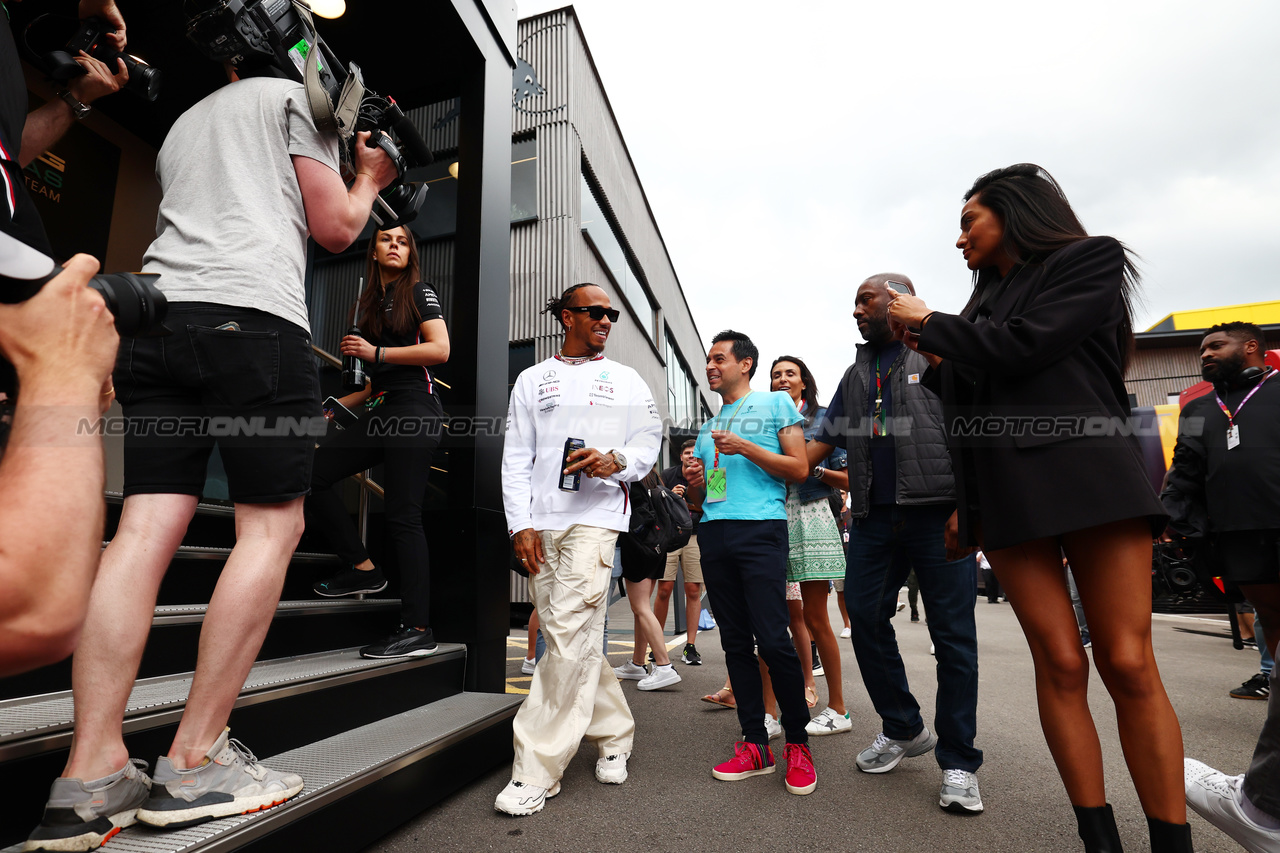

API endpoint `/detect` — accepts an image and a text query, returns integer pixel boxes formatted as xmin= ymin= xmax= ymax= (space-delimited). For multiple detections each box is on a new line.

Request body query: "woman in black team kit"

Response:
xmin=306 ymin=226 xmax=449 ymax=659
xmin=888 ymin=165 xmax=1189 ymax=852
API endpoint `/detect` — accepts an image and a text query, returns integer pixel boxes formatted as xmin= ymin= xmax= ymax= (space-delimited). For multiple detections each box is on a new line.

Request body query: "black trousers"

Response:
xmin=699 ymin=519 xmax=809 ymax=745
xmin=304 ymin=388 xmax=442 ymax=628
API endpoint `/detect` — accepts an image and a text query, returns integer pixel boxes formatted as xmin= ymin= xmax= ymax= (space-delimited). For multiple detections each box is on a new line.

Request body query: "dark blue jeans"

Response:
xmin=700 ymin=519 xmax=810 ymax=745
xmin=847 ymin=503 xmax=982 ymax=772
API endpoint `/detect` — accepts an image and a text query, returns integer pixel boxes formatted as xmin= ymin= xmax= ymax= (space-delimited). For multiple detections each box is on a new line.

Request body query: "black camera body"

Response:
xmin=46 ymin=17 xmax=162 ymax=102
xmin=184 ymin=0 xmax=432 ymax=228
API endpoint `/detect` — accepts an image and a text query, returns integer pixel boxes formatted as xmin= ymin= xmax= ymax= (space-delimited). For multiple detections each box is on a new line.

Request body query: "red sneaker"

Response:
xmin=784 ymin=743 xmax=817 ymax=795
xmin=711 ymin=741 xmax=775 ymax=781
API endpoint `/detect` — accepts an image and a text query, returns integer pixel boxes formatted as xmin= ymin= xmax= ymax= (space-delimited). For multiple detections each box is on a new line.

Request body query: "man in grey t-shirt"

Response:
xmin=25 ymin=65 xmax=398 ymax=848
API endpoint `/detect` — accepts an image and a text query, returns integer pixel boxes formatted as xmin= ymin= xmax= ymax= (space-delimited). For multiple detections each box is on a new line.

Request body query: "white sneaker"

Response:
xmin=805 ymin=706 xmax=852 ymax=736
xmin=521 ymin=656 xmax=536 ymax=675
xmin=595 ymin=752 xmax=630 ymax=784
xmin=637 ymin=664 xmax=682 ymax=691
xmin=840 ymin=626 xmax=852 ymax=639
xmin=1185 ymin=758 xmax=1280 ymax=852
xmin=896 ymin=600 xmax=906 ymax=612
xmin=856 ymin=727 xmax=937 ymax=773
xmin=613 ymin=660 xmax=648 ymax=680
xmin=764 ymin=713 xmax=783 ymax=740
xmin=494 ymin=779 xmax=560 ymax=816
xmin=940 ymin=769 xmax=984 ymax=814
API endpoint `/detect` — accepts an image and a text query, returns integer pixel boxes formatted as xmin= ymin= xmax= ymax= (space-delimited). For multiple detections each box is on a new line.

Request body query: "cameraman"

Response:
xmin=23 ymin=45 xmax=397 ymax=853
xmin=0 ymin=255 xmax=117 ymax=678
xmin=2 ymin=0 xmax=130 ymax=256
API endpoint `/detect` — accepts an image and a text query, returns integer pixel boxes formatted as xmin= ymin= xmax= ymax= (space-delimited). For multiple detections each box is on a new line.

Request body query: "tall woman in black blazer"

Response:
xmin=888 ymin=165 xmax=1190 ymax=853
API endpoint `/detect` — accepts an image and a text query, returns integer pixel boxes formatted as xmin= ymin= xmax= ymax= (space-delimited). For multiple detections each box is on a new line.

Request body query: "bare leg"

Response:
xmin=987 ymin=536 xmax=1105 ymax=808
xmin=684 ymin=582 xmax=701 ymax=647
xmin=653 ymin=580 xmax=674 ymax=636
xmin=64 ymin=494 xmax=199 ymax=780
xmin=626 ymin=578 xmax=671 ymax=667
xmin=1240 ymin=609 xmax=1257 ymax=642
xmin=801 ymin=581 xmax=844 ymax=714
xmin=168 ymin=498 xmax=305 ymax=768
xmin=837 ymin=590 xmax=851 ymax=631
xmin=789 ymin=598 xmax=815 ymax=692
xmin=1064 ymin=518 xmax=1185 ymax=824
xmin=526 ymin=609 xmax=539 ymax=660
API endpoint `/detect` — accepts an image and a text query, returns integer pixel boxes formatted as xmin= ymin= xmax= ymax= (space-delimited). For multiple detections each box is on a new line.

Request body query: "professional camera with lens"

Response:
xmin=185 ymin=0 xmax=432 ymax=229
xmin=44 ymin=16 xmax=162 ymax=102
xmin=0 ymin=232 xmax=170 ymax=342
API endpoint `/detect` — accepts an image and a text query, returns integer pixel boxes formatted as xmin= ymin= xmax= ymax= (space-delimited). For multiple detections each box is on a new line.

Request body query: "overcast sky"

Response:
xmin=517 ymin=0 xmax=1280 ymax=403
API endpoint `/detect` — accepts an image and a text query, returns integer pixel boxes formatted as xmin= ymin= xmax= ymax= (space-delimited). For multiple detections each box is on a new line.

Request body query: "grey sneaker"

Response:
xmin=136 ymin=729 xmax=303 ymax=829
xmin=24 ymin=759 xmax=151 ymax=851
xmin=939 ymin=769 xmax=984 ymax=814
xmin=613 ymin=660 xmax=648 ymax=680
xmin=855 ymin=726 xmax=938 ymax=774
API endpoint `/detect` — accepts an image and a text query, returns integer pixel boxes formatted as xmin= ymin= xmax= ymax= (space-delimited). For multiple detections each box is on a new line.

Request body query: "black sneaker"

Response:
xmin=360 ymin=626 xmax=439 ymax=659
xmin=648 ymin=650 xmax=656 ymax=663
xmin=1230 ymin=672 xmax=1271 ymax=700
xmin=682 ymin=643 xmax=702 ymax=665
xmin=313 ymin=566 xmax=387 ymax=598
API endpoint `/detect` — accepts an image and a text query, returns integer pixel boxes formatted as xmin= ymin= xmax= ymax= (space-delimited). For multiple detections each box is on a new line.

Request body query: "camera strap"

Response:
xmin=292 ymin=0 xmax=363 ymax=141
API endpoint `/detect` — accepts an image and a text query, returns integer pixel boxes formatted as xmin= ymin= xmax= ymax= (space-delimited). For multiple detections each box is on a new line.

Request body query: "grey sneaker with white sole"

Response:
xmin=24 ymin=759 xmax=151 ymax=852
xmin=856 ymin=726 xmax=937 ymax=773
xmin=136 ymin=729 xmax=303 ymax=829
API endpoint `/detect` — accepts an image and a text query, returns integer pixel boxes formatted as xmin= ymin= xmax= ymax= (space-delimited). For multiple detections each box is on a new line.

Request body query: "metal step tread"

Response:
xmin=1 ymin=691 xmax=523 ymax=853
xmin=0 ymin=644 xmax=466 ymax=744
xmin=152 ymin=598 xmax=401 ymax=626
xmin=105 ymin=491 xmax=236 ymax=518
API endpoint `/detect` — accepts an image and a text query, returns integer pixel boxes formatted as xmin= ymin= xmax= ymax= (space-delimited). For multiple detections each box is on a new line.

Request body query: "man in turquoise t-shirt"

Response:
xmin=686 ymin=330 xmax=816 ymax=795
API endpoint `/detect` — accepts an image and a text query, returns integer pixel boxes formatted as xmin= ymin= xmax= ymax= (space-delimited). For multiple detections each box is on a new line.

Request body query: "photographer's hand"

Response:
xmin=0 ymin=255 xmax=119 ymax=403
xmin=78 ymin=0 xmax=127 ymax=50
xmin=353 ymin=131 xmax=398 ymax=192
xmin=69 ymin=51 xmax=128 ymax=105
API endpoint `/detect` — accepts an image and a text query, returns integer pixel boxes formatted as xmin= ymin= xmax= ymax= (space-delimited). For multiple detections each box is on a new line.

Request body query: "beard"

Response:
xmin=859 ymin=314 xmax=892 ymax=344
xmin=1202 ymin=351 xmax=1245 ymax=385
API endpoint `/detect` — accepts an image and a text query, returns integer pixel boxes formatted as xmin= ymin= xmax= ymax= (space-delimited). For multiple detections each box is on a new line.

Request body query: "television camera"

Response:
xmin=184 ymin=0 xmax=433 ymax=229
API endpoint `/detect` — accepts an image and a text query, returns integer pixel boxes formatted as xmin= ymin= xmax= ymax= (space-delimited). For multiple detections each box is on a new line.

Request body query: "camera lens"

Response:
xmin=87 ymin=272 xmax=169 ymax=337
xmin=123 ymin=56 xmax=162 ymax=102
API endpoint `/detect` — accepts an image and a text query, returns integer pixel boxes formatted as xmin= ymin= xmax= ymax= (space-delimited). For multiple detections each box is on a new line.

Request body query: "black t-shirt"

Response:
xmin=366 ymin=280 xmax=444 ymax=393
xmin=0 ymin=15 xmax=54 ymax=257
xmin=661 ymin=464 xmax=704 ymax=529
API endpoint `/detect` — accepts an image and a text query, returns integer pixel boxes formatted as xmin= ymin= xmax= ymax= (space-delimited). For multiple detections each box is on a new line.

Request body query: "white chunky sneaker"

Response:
xmin=595 ymin=752 xmax=630 ymax=784
xmin=521 ymin=656 xmax=536 ymax=675
xmin=494 ymin=779 xmax=561 ymax=816
xmin=613 ymin=660 xmax=648 ymax=680
xmin=637 ymin=664 xmax=682 ymax=691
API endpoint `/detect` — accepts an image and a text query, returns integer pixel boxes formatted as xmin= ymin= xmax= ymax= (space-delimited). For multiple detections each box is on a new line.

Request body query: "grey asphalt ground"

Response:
xmin=364 ymin=593 xmax=1269 ymax=853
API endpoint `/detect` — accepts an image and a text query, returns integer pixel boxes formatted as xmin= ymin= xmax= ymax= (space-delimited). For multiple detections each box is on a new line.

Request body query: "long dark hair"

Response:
xmin=962 ymin=164 xmax=1140 ymax=367
xmin=771 ymin=355 xmax=820 ymax=424
xmin=352 ymin=227 xmax=422 ymax=339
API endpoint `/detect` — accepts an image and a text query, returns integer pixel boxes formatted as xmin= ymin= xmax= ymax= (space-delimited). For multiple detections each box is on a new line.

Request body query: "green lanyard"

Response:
xmin=872 ymin=356 xmax=892 ymax=437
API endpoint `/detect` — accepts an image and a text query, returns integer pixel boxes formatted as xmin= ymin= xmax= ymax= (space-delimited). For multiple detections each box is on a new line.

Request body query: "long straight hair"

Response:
xmin=352 ymin=227 xmax=422 ymax=339
xmin=962 ymin=164 xmax=1140 ymax=369
xmin=771 ymin=354 xmax=820 ymax=425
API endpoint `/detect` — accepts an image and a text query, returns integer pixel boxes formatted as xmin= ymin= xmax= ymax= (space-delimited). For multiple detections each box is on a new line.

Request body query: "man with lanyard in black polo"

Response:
xmin=1166 ymin=321 xmax=1280 ymax=851
xmin=686 ymin=329 xmax=816 ymax=795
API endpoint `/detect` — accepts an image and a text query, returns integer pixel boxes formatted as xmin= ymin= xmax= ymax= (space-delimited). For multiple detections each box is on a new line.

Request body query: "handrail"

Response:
xmin=311 ymin=344 xmax=451 ymax=390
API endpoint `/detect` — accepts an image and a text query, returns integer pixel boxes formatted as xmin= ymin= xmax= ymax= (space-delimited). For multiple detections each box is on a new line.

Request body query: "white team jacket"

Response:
xmin=502 ymin=354 xmax=662 ymax=536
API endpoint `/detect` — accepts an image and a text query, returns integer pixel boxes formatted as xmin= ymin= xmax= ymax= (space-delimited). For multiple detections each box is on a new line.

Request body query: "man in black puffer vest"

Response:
xmin=807 ymin=273 xmax=984 ymax=815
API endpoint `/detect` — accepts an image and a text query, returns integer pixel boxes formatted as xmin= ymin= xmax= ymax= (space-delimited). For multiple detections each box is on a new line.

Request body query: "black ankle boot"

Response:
xmin=1146 ymin=816 xmax=1193 ymax=853
xmin=1073 ymin=804 xmax=1124 ymax=852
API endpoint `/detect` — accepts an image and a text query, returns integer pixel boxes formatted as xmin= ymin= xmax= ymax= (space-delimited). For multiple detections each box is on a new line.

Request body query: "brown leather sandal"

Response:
xmin=700 ymin=687 xmax=735 ymax=709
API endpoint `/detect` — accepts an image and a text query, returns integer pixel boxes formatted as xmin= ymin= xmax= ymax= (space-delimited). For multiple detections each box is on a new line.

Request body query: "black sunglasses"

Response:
xmin=566 ymin=305 xmax=621 ymax=322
